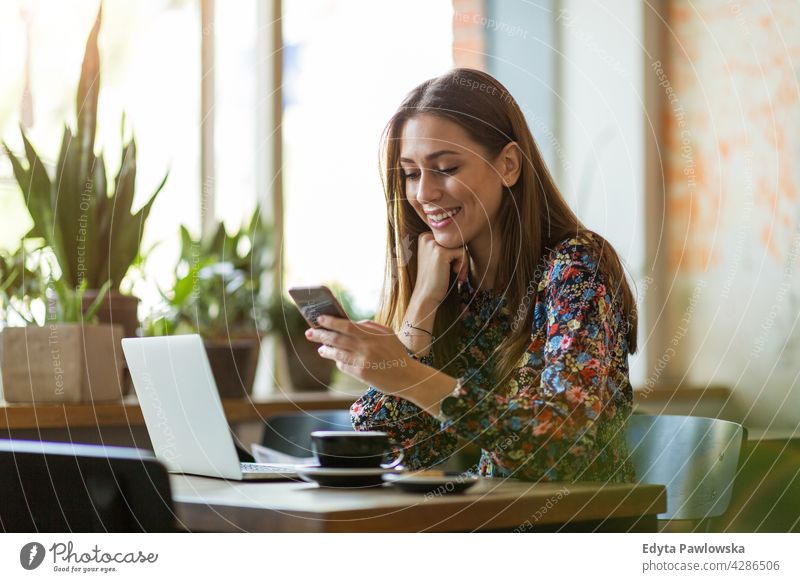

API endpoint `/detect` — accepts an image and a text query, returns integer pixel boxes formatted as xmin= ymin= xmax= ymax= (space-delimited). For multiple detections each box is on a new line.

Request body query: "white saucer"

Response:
xmin=296 ymin=465 xmax=404 ymax=488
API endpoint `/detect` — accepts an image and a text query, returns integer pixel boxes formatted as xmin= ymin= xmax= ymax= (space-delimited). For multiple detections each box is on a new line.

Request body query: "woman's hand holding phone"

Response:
xmin=291 ymin=286 xmax=418 ymax=391
xmin=304 ymin=316 xmax=418 ymax=393
xmin=298 ymin=231 xmax=470 ymax=393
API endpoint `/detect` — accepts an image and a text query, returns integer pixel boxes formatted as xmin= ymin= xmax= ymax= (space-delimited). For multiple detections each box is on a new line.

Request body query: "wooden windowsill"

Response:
xmin=633 ymin=384 xmax=730 ymax=402
xmin=0 ymin=390 xmax=358 ymax=431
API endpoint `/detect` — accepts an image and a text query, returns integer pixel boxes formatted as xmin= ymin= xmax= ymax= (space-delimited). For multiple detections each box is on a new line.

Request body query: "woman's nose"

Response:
xmin=415 ymin=170 xmax=442 ymax=205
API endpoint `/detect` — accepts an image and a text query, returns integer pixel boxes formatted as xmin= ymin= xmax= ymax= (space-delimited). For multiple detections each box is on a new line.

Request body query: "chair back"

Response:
xmin=0 ymin=440 xmax=176 ymax=532
xmin=262 ymin=410 xmax=353 ymax=457
xmin=625 ymin=415 xmax=744 ymax=521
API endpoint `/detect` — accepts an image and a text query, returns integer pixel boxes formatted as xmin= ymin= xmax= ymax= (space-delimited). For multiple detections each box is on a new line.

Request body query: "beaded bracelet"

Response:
xmin=402 ymin=320 xmax=435 ymax=340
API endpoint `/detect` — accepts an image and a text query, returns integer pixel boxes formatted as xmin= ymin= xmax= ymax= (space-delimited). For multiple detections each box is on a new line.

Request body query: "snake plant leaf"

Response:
xmin=54 ymin=125 xmax=78 ymax=204
xmin=85 ymin=152 xmax=108 ymax=288
xmin=106 ymin=214 xmax=141 ymax=287
xmin=1 ymin=141 xmax=28 ymax=184
xmin=113 ymin=137 xmax=137 ymax=219
xmin=94 ymin=151 xmax=110 ymax=222
xmin=247 ymin=205 xmax=261 ymax=236
xmin=105 ymin=136 xmax=136 ymax=288
xmin=179 ymin=225 xmax=194 ymax=263
xmin=107 ymin=170 xmax=167 ymax=287
xmin=76 ymin=3 xmax=101 ymax=178
xmin=136 ymin=169 xmax=167 ymax=224
xmin=18 ymin=131 xmax=68 ymax=277
xmin=2 ymin=141 xmax=36 ymax=236
xmin=205 ymin=222 xmax=227 ymax=258
xmin=53 ymin=125 xmax=86 ymax=287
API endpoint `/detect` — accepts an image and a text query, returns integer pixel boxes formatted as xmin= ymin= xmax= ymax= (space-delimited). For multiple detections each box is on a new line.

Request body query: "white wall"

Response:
xmin=661 ymin=0 xmax=800 ymax=430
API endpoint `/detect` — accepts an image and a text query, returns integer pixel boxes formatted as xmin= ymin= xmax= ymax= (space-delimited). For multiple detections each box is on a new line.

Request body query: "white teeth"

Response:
xmin=429 ymin=207 xmax=461 ymax=222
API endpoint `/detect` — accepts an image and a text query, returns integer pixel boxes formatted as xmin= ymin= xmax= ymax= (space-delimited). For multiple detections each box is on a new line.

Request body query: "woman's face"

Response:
xmin=399 ymin=114 xmax=516 ymax=249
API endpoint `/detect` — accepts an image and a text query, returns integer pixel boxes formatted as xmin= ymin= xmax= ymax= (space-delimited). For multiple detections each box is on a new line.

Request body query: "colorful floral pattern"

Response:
xmin=351 ymin=232 xmax=636 ymax=483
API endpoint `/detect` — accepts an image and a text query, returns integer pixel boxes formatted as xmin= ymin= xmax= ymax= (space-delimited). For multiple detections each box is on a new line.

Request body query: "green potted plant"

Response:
xmin=0 ymin=250 xmax=123 ymax=403
xmin=144 ymin=207 xmax=272 ymax=398
xmin=0 ymin=244 xmax=44 ymax=327
xmin=268 ymin=283 xmax=372 ymax=392
xmin=2 ymin=4 xmax=167 ymax=342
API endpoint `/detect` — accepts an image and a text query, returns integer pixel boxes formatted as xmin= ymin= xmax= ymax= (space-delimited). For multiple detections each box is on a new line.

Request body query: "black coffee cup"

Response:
xmin=310 ymin=431 xmax=405 ymax=469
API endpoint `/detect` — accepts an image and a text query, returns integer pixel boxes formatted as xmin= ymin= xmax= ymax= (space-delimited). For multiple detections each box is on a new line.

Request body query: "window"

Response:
xmin=281 ymin=0 xmax=455 ymax=315
xmin=213 ymin=0 xmax=260 ymax=228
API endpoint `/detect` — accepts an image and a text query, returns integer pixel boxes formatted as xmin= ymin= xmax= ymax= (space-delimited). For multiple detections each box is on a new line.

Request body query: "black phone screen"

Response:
xmin=288 ymin=286 xmax=349 ymax=328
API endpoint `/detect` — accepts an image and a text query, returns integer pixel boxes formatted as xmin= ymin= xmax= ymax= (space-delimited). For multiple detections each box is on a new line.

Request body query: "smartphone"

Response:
xmin=288 ymin=285 xmax=350 ymax=329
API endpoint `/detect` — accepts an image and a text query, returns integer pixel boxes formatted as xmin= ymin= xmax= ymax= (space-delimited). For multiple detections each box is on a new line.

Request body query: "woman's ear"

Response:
xmin=496 ymin=141 xmax=522 ymax=188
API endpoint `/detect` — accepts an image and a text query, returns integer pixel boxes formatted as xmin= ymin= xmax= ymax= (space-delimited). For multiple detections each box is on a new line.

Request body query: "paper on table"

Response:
xmin=251 ymin=443 xmax=316 ymax=466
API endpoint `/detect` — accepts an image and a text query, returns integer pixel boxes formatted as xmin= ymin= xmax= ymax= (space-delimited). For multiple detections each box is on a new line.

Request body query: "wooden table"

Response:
xmin=0 ymin=391 xmax=358 ymax=430
xmin=170 ymin=474 xmax=667 ymax=532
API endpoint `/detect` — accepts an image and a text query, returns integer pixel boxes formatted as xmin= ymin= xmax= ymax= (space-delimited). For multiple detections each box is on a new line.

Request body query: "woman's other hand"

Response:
xmin=413 ymin=232 xmax=469 ymax=306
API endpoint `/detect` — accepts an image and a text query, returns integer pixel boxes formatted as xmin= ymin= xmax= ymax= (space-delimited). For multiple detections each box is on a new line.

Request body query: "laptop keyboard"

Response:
xmin=241 ymin=462 xmax=297 ymax=473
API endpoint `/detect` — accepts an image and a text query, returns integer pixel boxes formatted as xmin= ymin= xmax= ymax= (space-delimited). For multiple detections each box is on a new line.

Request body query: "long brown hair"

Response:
xmin=376 ymin=68 xmax=637 ymax=387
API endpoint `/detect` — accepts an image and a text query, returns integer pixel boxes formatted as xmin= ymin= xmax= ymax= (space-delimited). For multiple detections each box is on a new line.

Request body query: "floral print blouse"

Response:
xmin=350 ymin=232 xmax=637 ymax=483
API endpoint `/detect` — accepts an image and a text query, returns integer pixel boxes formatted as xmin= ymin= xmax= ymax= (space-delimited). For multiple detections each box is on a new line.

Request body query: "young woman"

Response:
xmin=304 ymin=68 xmax=637 ymax=483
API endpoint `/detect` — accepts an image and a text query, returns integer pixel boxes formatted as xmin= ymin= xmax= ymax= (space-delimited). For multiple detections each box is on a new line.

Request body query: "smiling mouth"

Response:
xmin=427 ymin=207 xmax=462 ymax=226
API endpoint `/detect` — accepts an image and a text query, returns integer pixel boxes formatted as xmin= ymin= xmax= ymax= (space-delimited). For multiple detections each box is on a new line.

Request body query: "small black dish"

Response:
xmin=382 ymin=471 xmax=480 ymax=494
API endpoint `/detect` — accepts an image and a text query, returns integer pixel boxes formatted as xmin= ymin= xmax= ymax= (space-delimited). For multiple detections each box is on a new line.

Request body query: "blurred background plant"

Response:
xmin=0 ymin=244 xmax=45 ymax=326
xmin=141 ymin=205 xmax=272 ymax=398
xmin=144 ymin=205 xmax=272 ymax=340
xmin=0 ymin=245 xmax=109 ymax=326
xmin=43 ymin=278 xmax=110 ymax=324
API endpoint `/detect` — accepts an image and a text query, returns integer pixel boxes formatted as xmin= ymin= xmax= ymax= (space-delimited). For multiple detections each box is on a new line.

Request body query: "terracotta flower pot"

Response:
xmin=203 ymin=337 xmax=260 ymax=399
xmin=282 ymin=333 xmax=336 ymax=392
xmin=81 ymin=290 xmax=140 ymax=339
xmin=81 ymin=290 xmax=140 ymax=397
xmin=0 ymin=324 xmax=125 ymax=403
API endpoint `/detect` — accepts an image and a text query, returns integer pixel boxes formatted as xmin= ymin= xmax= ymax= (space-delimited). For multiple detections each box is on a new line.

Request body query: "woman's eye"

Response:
xmin=401 ymin=167 xmax=456 ymax=181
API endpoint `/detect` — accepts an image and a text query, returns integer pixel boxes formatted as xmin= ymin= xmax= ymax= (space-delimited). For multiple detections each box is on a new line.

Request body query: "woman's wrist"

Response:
xmin=400 ymin=294 xmax=439 ymax=356
xmin=397 ymin=359 xmax=460 ymax=419
xmin=405 ymin=295 xmax=438 ymax=328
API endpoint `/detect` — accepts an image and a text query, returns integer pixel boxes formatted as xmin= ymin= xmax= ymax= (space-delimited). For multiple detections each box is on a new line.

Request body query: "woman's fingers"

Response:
xmin=320 ymin=315 xmax=385 ymax=336
xmin=317 ymin=342 xmax=380 ymax=372
xmin=315 ymin=315 xmax=355 ymax=335
xmin=305 ymin=326 xmax=358 ymax=351
xmin=317 ymin=344 xmax=359 ymax=366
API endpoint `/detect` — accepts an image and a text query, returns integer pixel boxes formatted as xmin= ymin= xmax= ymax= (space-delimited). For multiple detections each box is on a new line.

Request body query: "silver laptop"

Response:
xmin=121 ymin=334 xmax=298 ymax=481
